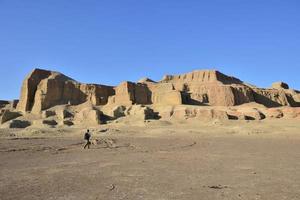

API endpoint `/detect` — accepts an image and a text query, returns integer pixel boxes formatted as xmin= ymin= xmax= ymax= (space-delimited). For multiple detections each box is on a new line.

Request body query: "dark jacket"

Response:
xmin=84 ymin=132 xmax=91 ymax=141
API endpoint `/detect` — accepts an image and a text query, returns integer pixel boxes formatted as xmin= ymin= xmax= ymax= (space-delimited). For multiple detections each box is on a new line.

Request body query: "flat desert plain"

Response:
xmin=0 ymin=119 xmax=300 ymax=200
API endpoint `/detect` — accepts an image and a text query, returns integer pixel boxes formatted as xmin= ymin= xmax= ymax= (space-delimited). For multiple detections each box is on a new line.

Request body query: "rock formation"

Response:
xmin=108 ymin=81 xmax=151 ymax=105
xmin=17 ymin=69 xmax=115 ymax=114
xmin=272 ymin=82 xmax=289 ymax=90
xmin=74 ymin=107 xmax=103 ymax=126
xmin=0 ymin=110 xmax=22 ymax=124
xmin=0 ymin=67 xmax=299 ymax=128
xmin=16 ymin=69 xmax=300 ymax=113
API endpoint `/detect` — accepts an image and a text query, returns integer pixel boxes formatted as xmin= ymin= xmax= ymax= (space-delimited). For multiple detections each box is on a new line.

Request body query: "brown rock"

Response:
xmin=272 ymin=82 xmax=289 ymax=90
xmin=17 ymin=69 xmax=52 ymax=112
xmin=243 ymin=109 xmax=266 ymax=120
xmin=16 ymin=68 xmax=300 ymax=123
xmin=56 ymin=109 xmax=72 ymax=120
xmin=153 ymin=106 xmax=175 ymax=119
xmin=281 ymin=107 xmax=300 ymax=118
xmin=138 ymin=77 xmax=156 ymax=83
xmin=74 ymin=107 xmax=103 ymax=126
xmin=125 ymin=105 xmax=156 ymax=120
xmin=41 ymin=110 xmax=56 ymax=118
xmin=160 ymin=70 xmax=254 ymax=106
xmin=113 ymin=82 xmax=151 ymax=105
xmin=207 ymin=85 xmax=235 ymax=106
xmin=181 ymin=84 xmax=253 ymax=106
xmin=63 ymin=120 xmax=74 ymax=126
xmin=9 ymin=120 xmax=31 ymax=128
xmin=113 ymin=82 xmax=135 ymax=105
xmin=170 ymin=106 xmax=229 ymax=120
xmin=252 ymin=88 xmax=290 ymax=107
xmin=160 ymin=70 xmax=242 ymax=84
xmin=0 ymin=109 xmax=5 ymax=116
xmin=2 ymin=100 xmax=19 ymax=109
xmin=226 ymin=110 xmax=246 ymax=120
xmin=42 ymin=119 xmax=58 ymax=126
xmin=285 ymin=90 xmax=300 ymax=107
xmin=0 ymin=100 xmax=10 ymax=109
xmin=0 ymin=110 xmax=22 ymax=124
xmin=112 ymin=105 xmax=126 ymax=118
xmin=148 ymin=83 xmax=182 ymax=105
xmin=227 ymin=108 xmax=265 ymax=120
xmin=196 ymin=109 xmax=229 ymax=120
xmin=152 ymin=90 xmax=182 ymax=105
xmin=171 ymin=107 xmax=194 ymax=119
xmin=17 ymin=69 xmax=115 ymax=113
xmin=11 ymin=100 xmax=19 ymax=109
xmin=265 ymin=108 xmax=284 ymax=118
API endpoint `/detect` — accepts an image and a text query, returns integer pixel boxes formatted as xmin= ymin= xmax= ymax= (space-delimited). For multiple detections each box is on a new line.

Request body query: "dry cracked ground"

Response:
xmin=0 ymin=119 xmax=300 ymax=200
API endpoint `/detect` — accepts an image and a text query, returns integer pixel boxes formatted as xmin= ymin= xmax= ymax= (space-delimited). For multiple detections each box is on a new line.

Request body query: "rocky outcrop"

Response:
xmin=9 ymin=68 xmax=299 ymax=125
xmin=0 ymin=101 xmax=10 ymax=110
xmin=154 ymin=106 xmax=230 ymax=120
xmin=265 ymin=108 xmax=284 ymax=118
xmin=109 ymin=81 xmax=151 ymax=105
xmin=125 ymin=105 xmax=157 ymax=120
xmin=74 ymin=107 xmax=103 ymax=126
xmin=138 ymin=77 xmax=156 ymax=83
xmin=161 ymin=70 xmax=300 ymax=108
xmin=152 ymin=90 xmax=182 ymax=105
xmin=112 ymin=106 xmax=126 ymax=118
xmin=8 ymin=120 xmax=31 ymax=128
xmin=17 ymin=69 xmax=115 ymax=114
xmin=170 ymin=107 xmax=229 ymax=120
xmin=159 ymin=70 xmax=255 ymax=106
xmin=42 ymin=119 xmax=58 ymax=126
xmin=63 ymin=120 xmax=74 ymax=126
xmin=252 ymin=88 xmax=290 ymax=107
xmin=146 ymin=83 xmax=181 ymax=105
xmin=17 ymin=69 xmax=52 ymax=112
xmin=272 ymin=82 xmax=289 ymax=90
xmin=284 ymin=89 xmax=300 ymax=107
xmin=0 ymin=110 xmax=22 ymax=124
xmin=0 ymin=100 xmax=10 ymax=107
xmin=281 ymin=107 xmax=300 ymax=118
xmin=160 ymin=70 xmax=243 ymax=85
xmin=41 ymin=110 xmax=56 ymax=118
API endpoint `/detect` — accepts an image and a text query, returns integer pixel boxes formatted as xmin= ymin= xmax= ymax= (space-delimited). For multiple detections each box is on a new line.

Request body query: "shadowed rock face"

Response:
xmin=16 ymin=68 xmax=300 ymax=114
xmin=272 ymin=82 xmax=289 ymax=90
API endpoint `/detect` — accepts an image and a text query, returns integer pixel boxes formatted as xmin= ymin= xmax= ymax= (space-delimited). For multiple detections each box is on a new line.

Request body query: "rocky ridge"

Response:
xmin=1 ymin=68 xmax=299 ymax=128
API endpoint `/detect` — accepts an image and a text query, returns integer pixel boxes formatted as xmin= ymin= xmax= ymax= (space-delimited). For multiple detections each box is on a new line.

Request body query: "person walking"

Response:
xmin=83 ymin=129 xmax=91 ymax=149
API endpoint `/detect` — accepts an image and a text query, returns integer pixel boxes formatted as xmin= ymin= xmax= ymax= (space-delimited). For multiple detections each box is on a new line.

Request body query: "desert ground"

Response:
xmin=0 ymin=119 xmax=299 ymax=200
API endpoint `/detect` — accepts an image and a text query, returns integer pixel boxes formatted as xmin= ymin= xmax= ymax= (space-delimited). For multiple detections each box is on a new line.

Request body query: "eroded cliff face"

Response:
xmin=159 ymin=70 xmax=253 ymax=106
xmin=16 ymin=68 xmax=300 ymax=115
xmin=17 ymin=69 xmax=52 ymax=112
xmin=17 ymin=69 xmax=115 ymax=114
xmin=0 ymin=68 xmax=299 ymax=129
xmin=159 ymin=70 xmax=300 ymax=107
xmin=160 ymin=70 xmax=243 ymax=84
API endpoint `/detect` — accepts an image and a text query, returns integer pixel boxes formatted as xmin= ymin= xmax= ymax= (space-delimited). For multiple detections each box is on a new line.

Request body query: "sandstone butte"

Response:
xmin=0 ymin=68 xmax=299 ymax=128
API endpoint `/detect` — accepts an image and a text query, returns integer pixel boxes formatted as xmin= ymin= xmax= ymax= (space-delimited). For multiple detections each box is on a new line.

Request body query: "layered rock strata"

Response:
xmin=16 ymin=69 xmax=300 ymax=114
xmin=17 ymin=69 xmax=115 ymax=113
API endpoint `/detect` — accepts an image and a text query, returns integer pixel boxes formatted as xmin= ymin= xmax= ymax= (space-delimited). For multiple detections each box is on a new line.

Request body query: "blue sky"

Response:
xmin=0 ymin=0 xmax=299 ymax=100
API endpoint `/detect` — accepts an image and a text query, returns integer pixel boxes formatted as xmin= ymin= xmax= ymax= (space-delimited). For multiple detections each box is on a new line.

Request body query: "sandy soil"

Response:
xmin=0 ymin=119 xmax=300 ymax=200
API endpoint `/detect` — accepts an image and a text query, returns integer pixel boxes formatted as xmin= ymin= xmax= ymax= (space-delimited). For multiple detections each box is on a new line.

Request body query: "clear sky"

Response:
xmin=0 ymin=0 xmax=299 ymax=100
